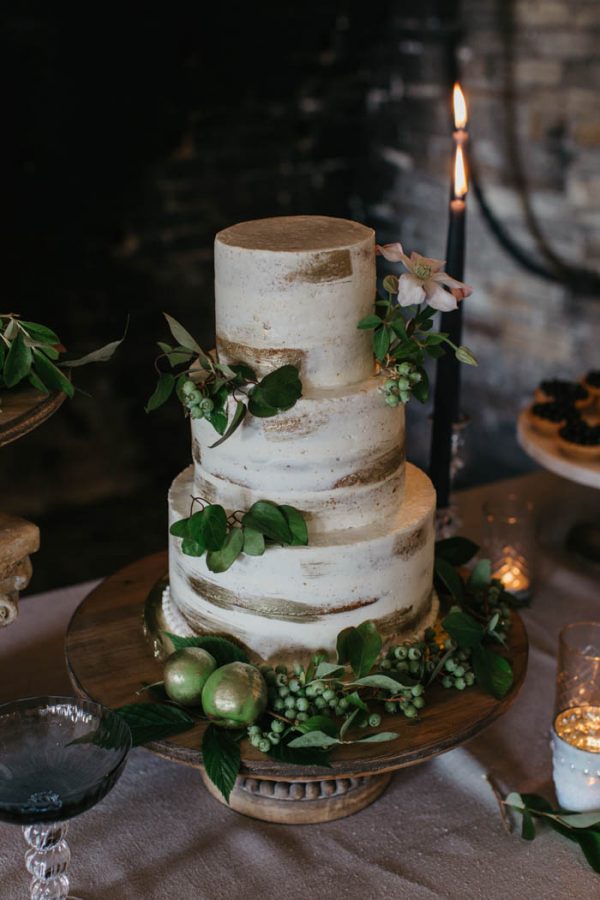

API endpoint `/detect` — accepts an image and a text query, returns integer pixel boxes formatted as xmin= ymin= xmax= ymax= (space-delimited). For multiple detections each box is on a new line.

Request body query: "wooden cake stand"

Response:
xmin=65 ymin=553 xmax=528 ymax=825
xmin=0 ymin=385 xmax=66 ymax=625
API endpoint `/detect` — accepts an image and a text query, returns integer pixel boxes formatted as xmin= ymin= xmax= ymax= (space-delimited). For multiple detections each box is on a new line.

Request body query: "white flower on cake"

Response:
xmin=376 ymin=242 xmax=472 ymax=312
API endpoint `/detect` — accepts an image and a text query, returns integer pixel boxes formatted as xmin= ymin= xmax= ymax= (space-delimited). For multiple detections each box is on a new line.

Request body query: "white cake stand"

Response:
xmin=517 ymin=409 xmax=600 ymax=561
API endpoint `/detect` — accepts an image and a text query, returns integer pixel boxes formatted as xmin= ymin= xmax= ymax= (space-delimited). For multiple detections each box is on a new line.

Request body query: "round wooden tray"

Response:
xmin=0 ymin=385 xmax=65 ymax=448
xmin=517 ymin=409 xmax=600 ymax=490
xmin=65 ymin=552 xmax=528 ymax=823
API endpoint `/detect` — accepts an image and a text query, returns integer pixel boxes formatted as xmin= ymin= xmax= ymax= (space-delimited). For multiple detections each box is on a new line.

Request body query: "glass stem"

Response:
xmin=23 ymin=822 xmax=71 ymax=900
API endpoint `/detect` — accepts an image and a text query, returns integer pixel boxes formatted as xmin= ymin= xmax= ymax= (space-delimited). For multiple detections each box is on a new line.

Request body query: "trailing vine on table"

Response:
xmin=107 ymin=537 xmax=520 ymax=803
xmin=146 ymin=313 xmax=302 ymax=447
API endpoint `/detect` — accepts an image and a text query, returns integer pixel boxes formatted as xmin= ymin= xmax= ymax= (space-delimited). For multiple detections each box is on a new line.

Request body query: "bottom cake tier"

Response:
xmin=166 ymin=463 xmax=437 ymax=662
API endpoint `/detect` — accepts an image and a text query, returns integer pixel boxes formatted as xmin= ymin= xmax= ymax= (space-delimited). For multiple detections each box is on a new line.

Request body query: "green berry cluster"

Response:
xmin=181 ymin=379 xmax=214 ymax=420
xmin=382 ymin=362 xmax=422 ymax=406
xmin=440 ymin=648 xmax=475 ymax=690
xmin=246 ymin=720 xmax=285 ymax=753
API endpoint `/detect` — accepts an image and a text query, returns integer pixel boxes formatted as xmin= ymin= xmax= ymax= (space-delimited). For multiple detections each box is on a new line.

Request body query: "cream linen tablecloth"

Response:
xmin=0 ymin=471 xmax=599 ymax=899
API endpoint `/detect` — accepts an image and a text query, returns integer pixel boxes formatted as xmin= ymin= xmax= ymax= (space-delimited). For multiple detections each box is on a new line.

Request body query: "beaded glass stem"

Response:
xmin=24 ymin=822 xmax=71 ymax=899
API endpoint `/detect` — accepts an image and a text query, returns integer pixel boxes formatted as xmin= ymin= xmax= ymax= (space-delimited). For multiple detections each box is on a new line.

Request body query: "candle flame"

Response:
xmin=453 ymin=83 xmax=467 ymax=129
xmin=453 ymin=145 xmax=468 ymax=199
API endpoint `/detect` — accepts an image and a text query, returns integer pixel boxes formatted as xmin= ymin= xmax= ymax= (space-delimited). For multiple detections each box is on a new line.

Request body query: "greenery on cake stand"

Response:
xmin=112 ymin=536 xmax=520 ymax=803
xmin=146 ymin=313 xmax=302 ymax=447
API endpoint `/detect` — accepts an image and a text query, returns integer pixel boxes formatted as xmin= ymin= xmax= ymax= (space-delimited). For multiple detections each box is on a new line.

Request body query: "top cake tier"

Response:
xmin=215 ymin=215 xmax=376 ymax=389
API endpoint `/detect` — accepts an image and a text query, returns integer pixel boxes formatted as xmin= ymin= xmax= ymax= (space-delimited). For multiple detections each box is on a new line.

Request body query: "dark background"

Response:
xmin=2 ymin=1 xmax=598 ymax=589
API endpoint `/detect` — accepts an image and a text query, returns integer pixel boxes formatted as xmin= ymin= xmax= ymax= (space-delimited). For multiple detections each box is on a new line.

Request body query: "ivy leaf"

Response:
xmin=181 ymin=538 xmax=205 ymax=557
xmin=145 ymin=372 xmax=175 ymax=413
xmin=114 ymin=702 xmax=195 ymax=746
xmin=469 ymin=559 xmax=492 ymax=589
xmin=229 ymin=363 xmax=257 ymax=383
xmin=288 ymin=730 xmax=341 ymax=750
xmin=201 ymin=723 xmax=241 ymax=803
xmin=4 ymin=331 xmax=32 ymax=387
xmin=280 ymin=505 xmax=308 ymax=546
xmin=208 ymin=400 xmax=246 ymax=448
xmin=354 ymin=732 xmax=399 ymax=744
xmin=357 ymin=314 xmax=382 ymax=330
xmin=169 ymin=518 xmax=190 ymax=539
xmin=373 ymin=326 xmax=391 ymax=361
xmin=242 ymin=527 xmax=266 ymax=556
xmin=163 ymin=633 xmax=249 ymax=665
xmin=200 ymin=505 xmax=228 ymax=551
xmin=350 ymin=674 xmax=409 ymax=692
xmin=187 ymin=511 xmax=207 ymax=545
xmin=19 ymin=321 xmax=60 ymax=345
xmin=434 ymin=557 xmax=464 ymax=602
xmin=267 ymin=741 xmax=331 ymax=768
xmin=294 ymin=716 xmax=338 ymax=738
xmin=242 ymin=501 xmax=293 ymax=544
xmin=31 ymin=349 xmax=74 ymax=397
xmin=206 ymin=527 xmax=244 ymax=573
xmin=442 ymin=611 xmax=485 ymax=649
xmin=435 ymin=537 xmax=479 ymax=566
xmin=206 ymin=409 xmax=228 ymax=436
xmin=249 ymin=365 xmax=302 ymax=416
xmin=247 ymin=391 xmax=278 ymax=417
xmin=336 ymin=621 xmax=382 ymax=678
xmin=472 ymin=645 xmax=513 ymax=698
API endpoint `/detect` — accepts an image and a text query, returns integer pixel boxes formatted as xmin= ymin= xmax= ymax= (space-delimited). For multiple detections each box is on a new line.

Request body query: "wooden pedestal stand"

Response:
xmin=0 ymin=386 xmax=65 ymax=624
xmin=65 ymin=553 xmax=528 ymax=824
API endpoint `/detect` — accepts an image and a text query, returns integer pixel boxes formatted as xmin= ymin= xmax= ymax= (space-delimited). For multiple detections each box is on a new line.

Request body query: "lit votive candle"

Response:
xmin=551 ymin=706 xmax=600 ymax=811
xmin=492 ymin=556 xmax=530 ymax=599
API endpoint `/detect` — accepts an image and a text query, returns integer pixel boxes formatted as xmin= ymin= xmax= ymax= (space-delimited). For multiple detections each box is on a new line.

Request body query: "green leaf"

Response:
xmin=208 ymin=400 xmax=246 ymax=448
xmin=556 ymin=811 xmax=600 ymax=829
xmin=469 ymin=559 xmax=492 ymax=589
xmin=250 ymin=365 xmax=302 ymax=415
xmin=200 ymin=505 xmax=228 ymax=551
xmin=435 ymin=537 xmax=479 ymax=566
xmin=424 ymin=332 xmax=447 ymax=345
xmin=345 ymin=691 xmax=368 ymax=711
xmin=206 ymin=527 xmax=244 ymax=573
xmin=426 ymin=344 xmax=445 ymax=359
xmin=455 ymin=345 xmax=478 ymax=366
xmin=27 ymin=370 xmax=50 ymax=394
xmin=434 ymin=557 xmax=464 ymax=602
xmin=390 ymin=317 xmax=407 ymax=339
xmin=163 ymin=313 xmax=210 ymax=366
xmin=288 ymin=730 xmax=341 ymax=750
xmin=242 ymin=527 xmax=266 ymax=556
xmin=169 ymin=518 xmax=190 ymax=539
xmin=145 ymin=372 xmax=175 ymax=413
xmin=163 ymin=632 xmax=249 ymax=665
xmin=242 ymin=501 xmax=293 ymax=544
xmin=31 ymin=349 xmax=74 ymax=397
xmin=206 ymin=408 xmax=228 ymax=436
xmin=187 ymin=511 xmax=207 ymax=545
xmin=442 ymin=611 xmax=484 ymax=649
xmin=60 ymin=326 xmax=126 ymax=367
xmin=339 ymin=708 xmax=359 ymax=739
xmin=279 ymin=505 xmax=308 ymax=546
xmin=115 ymin=702 xmax=195 ymax=746
xmin=19 ymin=320 xmax=60 ymax=344
xmin=294 ymin=716 xmax=338 ymax=738
xmin=181 ymin=538 xmax=205 ymax=557
xmin=314 ymin=661 xmax=346 ymax=680
xmin=472 ymin=645 xmax=513 ymax=698
xmin=336 ymin=621 xmax=382 ymax=678
xmin=247 ymin=391 xmax=278 ymax=418
xmin=351 ymin=674 xmax=409 ymax=692
xmin=4 ymin=331 xmax=32 ymax=387
xmin=411 ymin=366 xmax=429 ymax=404
xmin=39 ymin=344 xmax=60 ymax=360
xmin=229 ymin=363 xmax=257 ymax=383
xmin=504 ymin=792 xmax=525 ymax=810
xmin=201 ymin=723 xmax=241 ymax=803
xmin=357 ymin=314 xmax=383 ymax=330
xmin=575 ymin=830 xmax=600 ymax=874
xmin=521 ymin=808 xmax=536 ymax=841
xmin=373 ymin=326 xmax=391 ymax=361
xmin=354 ymin=732 xmax=399 ymax=744
xmin=267 ymin=740 xmax=332 ymax=768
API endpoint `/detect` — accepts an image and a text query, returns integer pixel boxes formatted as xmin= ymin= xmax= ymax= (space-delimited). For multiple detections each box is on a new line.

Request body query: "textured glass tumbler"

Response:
xmin=481 ymin=494 xmax=535 ymax=600
xmin=0 ymin=697 xmax=131 ymax=899
xmin=552 ymin=623 xmax=600 ymax=811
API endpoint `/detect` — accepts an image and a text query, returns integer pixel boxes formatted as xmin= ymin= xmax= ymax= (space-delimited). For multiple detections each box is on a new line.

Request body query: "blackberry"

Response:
xmin=531 ymin=401 xmax=578 ymax=423
xmin=539 ymin=379 xmax=588 ymax=403
xmin=559 ymin=421 xmax=600 ymax=446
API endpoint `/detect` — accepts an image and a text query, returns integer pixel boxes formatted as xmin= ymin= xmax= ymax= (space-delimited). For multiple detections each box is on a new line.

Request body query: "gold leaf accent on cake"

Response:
xmin=192 ymin=439 xmax=202 ymax=464
xmin=332 ymin=446 xmax=405 ymax=488
xmin=285 ymin=250 xmax=352 ymax=284
xmin=216 ymin=338 xmax=305 ymax=375
xmin=262 ymin=412 xmax=328 ymax=436
xmin=393 ymin=526 xmax=428 ymax=559
xmin=374 ymin=588 xmax=433 ymax=638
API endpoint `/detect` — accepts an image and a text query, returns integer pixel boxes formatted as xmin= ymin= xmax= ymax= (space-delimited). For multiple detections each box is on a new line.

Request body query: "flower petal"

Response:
xmin=423 ymin=280 xmax=458 ymax=312
xmin=410 ymin=251 xmax=446 ymax=274
xmin=376 ymin=242 xmax=412 ymax=269
xmin=432 ymin=272 xmax=473 ymax=298
xmin=397 ymin=273 xmax=426 ymax=307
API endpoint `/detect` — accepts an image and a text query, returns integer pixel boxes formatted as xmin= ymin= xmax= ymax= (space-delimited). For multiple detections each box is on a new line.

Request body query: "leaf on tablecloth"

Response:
xmin=115 ymin=703 xmax=195 ymax=746
xmin=201 ymin=724 xmax=241 ymax=803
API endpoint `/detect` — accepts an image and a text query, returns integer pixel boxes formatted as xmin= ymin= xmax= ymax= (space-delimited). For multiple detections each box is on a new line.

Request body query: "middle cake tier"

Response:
xmin=191 ymin=375 xmax=406 ymax=535
xmin=168 ymin=462 xmax=436 ymax=662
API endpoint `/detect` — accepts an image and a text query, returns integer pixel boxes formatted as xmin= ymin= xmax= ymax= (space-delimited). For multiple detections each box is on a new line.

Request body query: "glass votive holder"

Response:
xmin=481 ymin=494 xmax=535 ymax=601
xmin=552 ymin=622 xmax=600 ymax=811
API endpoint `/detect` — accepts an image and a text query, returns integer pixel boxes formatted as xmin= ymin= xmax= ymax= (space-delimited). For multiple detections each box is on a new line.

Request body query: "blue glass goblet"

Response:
xmin=0 ymin=696 xmax=131 ymax=899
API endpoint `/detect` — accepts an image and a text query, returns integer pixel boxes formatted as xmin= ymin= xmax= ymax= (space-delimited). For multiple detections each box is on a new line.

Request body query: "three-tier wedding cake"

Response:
xmin=163 ymin=215 xmax=437 ymax=662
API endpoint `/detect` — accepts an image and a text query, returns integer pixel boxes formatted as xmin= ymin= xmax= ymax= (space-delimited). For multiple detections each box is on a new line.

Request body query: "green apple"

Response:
xmin=163 ymin=647 xmax=217 ymax=707
xmin=201 ymin=662 xmax=268 ymax=728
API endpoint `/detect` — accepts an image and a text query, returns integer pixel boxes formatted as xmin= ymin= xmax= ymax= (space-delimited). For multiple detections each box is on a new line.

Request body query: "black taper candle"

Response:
xmin=429 ymin=197 xmax=466 ymax=509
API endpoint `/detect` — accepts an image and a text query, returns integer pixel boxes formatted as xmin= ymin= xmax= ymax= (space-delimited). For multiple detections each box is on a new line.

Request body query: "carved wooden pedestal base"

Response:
xmin=0 ymin=514 xmax=39 ymax=626
xmin=201 ymin=771 xmax=392 ymax=824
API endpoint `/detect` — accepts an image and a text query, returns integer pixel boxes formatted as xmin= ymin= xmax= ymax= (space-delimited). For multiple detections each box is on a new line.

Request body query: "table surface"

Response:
xmin=1 ymin=470 xmax=599 ymax=899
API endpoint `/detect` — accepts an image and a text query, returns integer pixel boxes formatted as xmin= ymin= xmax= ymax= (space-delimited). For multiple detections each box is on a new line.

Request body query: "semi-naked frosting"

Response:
xmin=165 ymin=215 xmax=437 ymax=662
